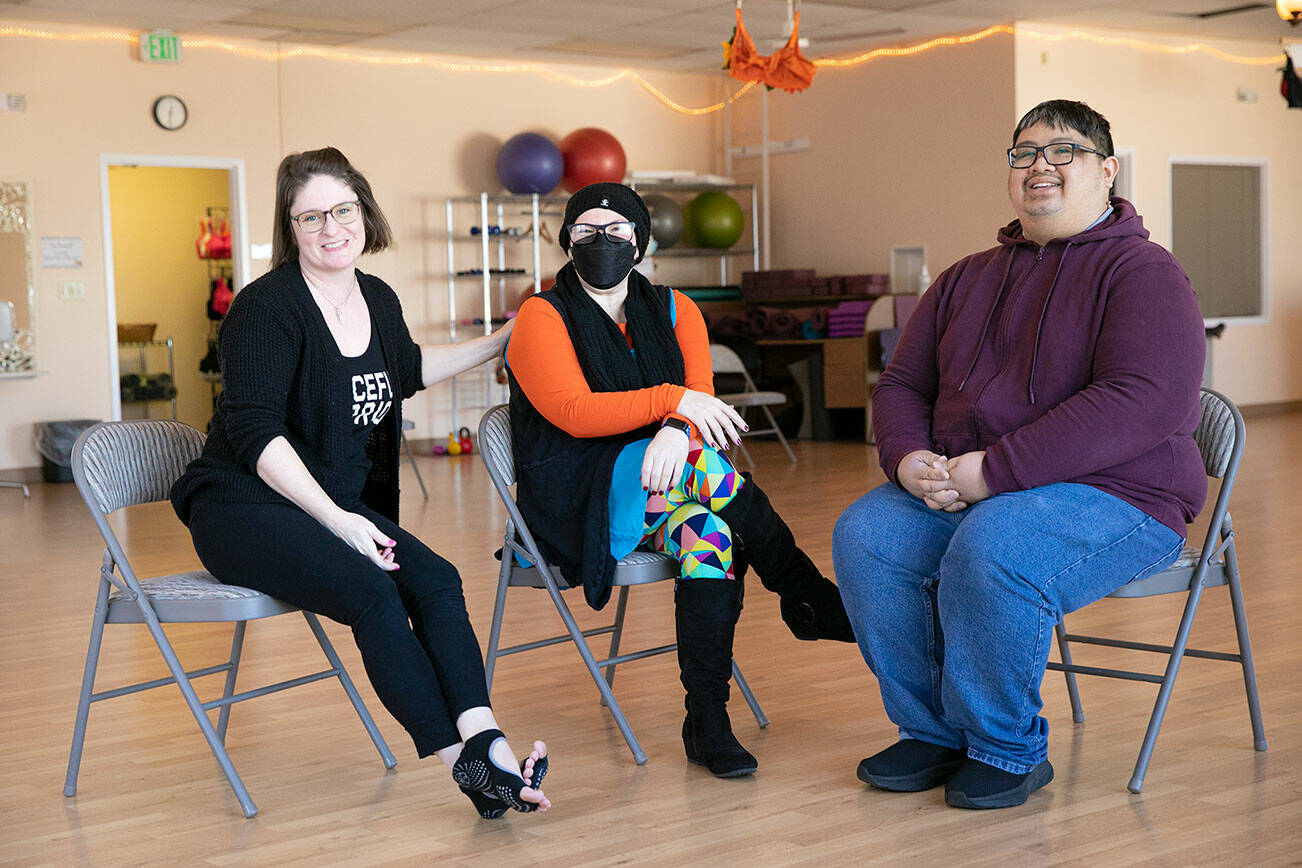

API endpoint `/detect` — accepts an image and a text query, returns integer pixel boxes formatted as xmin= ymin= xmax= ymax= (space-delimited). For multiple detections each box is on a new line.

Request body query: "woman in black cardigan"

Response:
xmin=172 ymin=147 xmax=549 ymax=819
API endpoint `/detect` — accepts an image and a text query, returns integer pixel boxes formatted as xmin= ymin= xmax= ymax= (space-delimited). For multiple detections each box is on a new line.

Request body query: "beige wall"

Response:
xmin=1014 ymin=22 xmax=1302 ymax=406
xmin=726 ymin=33 xmax=1017 ymax=281
xmin=0 ymin=27 xmax=281 ymax=471
xmin=0 ymin=23 xmax=721 ymax=470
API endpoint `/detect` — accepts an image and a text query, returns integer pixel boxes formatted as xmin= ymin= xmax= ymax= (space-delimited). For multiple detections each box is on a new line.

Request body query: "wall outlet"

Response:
xmin=58 ymin=281 xmax=85 ymax=300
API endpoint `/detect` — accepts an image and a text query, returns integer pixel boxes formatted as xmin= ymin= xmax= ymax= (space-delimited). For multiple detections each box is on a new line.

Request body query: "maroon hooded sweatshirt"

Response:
xmin=873 ymin=197 xmax=1206 ymax=535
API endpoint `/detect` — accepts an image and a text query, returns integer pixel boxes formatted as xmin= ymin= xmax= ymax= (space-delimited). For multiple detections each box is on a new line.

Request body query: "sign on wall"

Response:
xmin=139 ymin=30 xmax=182 ymax=64
xmin=40 ymin=236 xmax=83 ymax=269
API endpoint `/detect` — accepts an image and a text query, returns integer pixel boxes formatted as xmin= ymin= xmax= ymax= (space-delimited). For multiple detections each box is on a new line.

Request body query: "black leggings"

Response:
xmin=187 ymin=498 xmax=490 ymax=756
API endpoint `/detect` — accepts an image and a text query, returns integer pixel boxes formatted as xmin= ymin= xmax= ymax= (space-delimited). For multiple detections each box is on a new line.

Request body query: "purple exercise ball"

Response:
xmin=496 ymin=133 xmax=563 ymax=195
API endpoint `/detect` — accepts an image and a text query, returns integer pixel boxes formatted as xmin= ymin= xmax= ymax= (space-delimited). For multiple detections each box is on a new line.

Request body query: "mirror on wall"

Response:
xmin=0 ymin=182 xmax=36 ymax=377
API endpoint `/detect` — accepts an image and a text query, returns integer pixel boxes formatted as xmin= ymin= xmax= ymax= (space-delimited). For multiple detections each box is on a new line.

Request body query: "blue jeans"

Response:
xmin=832 ymin=482 xmax=1183 ymax=774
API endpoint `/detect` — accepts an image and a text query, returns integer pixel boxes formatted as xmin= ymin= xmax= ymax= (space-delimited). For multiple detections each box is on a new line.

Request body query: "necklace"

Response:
xmin=303 ymin=271 xmax=358 ymax=324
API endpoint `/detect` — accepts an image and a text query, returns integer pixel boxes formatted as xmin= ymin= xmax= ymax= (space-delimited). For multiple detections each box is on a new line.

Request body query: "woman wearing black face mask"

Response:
xmin=504 ymin=183 xmax=854 ymax=778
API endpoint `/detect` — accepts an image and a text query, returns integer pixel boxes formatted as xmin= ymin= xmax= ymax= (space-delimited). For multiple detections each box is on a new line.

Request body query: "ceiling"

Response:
xmin=0 ymin=0 xmax=1295 ymax=71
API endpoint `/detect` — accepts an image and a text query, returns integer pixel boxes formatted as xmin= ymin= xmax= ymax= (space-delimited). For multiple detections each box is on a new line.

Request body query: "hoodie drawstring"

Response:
xmin=1027 ymin=242 xmax=1071 ymax=405
xmin=957 ymin=249 xmax=1015 ymax=393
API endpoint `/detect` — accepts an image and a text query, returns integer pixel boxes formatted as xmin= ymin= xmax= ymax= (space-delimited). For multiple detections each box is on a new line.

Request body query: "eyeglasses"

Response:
xmin=566 ymin=221 xmax=636 ymax=246
xmin=290 ymin=201 xmax=361 ymax=232
xmin=1007 ymin=143 xmax=1109 ymax=169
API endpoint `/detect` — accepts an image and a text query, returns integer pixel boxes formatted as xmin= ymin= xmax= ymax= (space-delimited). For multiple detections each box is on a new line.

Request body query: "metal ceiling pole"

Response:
xmin=761 ymin=85 xmax=771 ymax=270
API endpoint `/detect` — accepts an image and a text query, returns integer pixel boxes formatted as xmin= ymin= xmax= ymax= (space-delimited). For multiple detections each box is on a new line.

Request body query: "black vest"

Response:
xmin=509 ymin=265 xmax=685 ymax=609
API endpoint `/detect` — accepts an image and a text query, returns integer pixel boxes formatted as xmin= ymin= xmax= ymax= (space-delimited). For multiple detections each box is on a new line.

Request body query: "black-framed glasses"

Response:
xmin=566 ymin=221 xmax=636 ymax=246
xmin=291 ymin=200 xmax=361 ymax=232
xmin=1007 ymin=143 xmax=1109 ymax=169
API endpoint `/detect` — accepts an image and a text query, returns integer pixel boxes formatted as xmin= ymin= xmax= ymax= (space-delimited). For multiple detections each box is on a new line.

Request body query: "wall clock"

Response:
xmin=152 ymin=95 xmax=188 ymax=131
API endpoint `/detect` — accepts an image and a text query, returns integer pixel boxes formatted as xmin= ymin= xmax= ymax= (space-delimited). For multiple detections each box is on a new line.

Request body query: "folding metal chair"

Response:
xmin=400 ymin=418 xmax=428 ymax=499
xmin=64 ymin=420 xmax=397 ymax=818
xmin=710 ymin=343 xmax=796 ymax=469
xmin=1048 ymin=389 xmax=1267 ymax=792
xmin=477 ymin=404 xmax=769 ymax=765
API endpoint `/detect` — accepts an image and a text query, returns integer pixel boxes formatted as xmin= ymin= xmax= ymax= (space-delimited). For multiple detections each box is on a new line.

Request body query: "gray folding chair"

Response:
xmin=477 ymin=404 xmax=769 ymax=765
xmin=710 ymin=343 xmax=797 ymax=469
xmin=1048 ymin=389 xmax=1267 ymax=792
xmin=64 ymin=420 xmax=397 ymax=818
xmin=400 ymin=418 xmax=429 ymax=499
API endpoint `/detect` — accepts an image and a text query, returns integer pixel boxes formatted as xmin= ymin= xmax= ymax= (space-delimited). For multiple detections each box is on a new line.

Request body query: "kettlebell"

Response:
xmin=459 ymin=426 xmax=474 ymax=455
xmin=446 ymin=432 xmax=462 ymax=456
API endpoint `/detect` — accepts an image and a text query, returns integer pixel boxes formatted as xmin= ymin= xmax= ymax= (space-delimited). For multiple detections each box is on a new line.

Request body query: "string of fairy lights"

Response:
xmin=0 ymin=21 xmax=1288 ymax=117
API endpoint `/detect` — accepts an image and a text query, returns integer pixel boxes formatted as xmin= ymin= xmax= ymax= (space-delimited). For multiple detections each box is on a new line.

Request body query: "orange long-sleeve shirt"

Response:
xmin=505 ymin=289 xmax=713 ymax=438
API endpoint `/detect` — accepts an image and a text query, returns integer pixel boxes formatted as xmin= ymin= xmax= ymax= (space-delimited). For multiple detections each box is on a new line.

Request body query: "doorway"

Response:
xmin=100 ymin=155 xmax=247 ymax=427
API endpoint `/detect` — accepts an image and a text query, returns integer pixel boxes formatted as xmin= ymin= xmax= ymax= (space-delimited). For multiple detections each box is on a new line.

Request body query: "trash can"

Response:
xmin=35 ymin=419 xmax=100 ymax=483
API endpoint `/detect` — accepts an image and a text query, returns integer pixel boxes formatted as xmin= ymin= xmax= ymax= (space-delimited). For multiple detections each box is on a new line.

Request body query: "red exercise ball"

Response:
xmin=560 ymin=127 xmax=627 ymax=193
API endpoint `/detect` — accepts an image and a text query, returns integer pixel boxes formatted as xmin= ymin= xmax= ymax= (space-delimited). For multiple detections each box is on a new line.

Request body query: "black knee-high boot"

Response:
xmin=717 ymin=474 xmax=856 ymax=642
xmin=676 ymin=577 xmax=758 ymax=778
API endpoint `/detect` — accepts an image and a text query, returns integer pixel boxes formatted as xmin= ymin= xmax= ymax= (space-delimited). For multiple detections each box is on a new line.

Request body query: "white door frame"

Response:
xmin=99 ymin=154 xmax=249 ymax=419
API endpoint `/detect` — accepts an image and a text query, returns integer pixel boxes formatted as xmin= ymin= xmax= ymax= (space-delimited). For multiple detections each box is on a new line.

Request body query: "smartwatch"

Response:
xmin=661 ymin=417 xmax=691 ymax=436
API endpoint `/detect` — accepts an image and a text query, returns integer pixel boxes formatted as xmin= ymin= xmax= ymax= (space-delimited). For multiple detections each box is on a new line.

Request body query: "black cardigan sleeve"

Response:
xmin=217 ymin=290 xmax=302 ymax=473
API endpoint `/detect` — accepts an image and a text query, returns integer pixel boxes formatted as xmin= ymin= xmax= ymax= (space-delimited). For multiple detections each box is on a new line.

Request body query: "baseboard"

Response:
xmin=1240 ymin=399 xmax=1302 ymax=419
xmin=0 ymin=465 xmax=43 ymax=484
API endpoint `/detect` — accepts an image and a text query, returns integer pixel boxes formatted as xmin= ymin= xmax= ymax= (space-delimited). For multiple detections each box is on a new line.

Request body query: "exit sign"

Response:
xmin=139 ymin=30 xmax=182 ymax=64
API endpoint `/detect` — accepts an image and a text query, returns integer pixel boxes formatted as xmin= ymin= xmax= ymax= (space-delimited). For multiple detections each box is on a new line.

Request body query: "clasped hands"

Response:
xmin=898 ymin=449 xmax=991 ymax=512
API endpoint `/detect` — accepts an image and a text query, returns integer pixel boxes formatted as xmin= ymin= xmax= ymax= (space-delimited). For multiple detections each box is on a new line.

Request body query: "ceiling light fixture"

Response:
xmin=1279 ymin=1 xmax=1302 ymax=24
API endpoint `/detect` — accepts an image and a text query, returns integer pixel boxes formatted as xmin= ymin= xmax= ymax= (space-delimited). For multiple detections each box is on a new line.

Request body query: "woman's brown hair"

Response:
xmin=270 ymin=146 xmax=393 ymax=269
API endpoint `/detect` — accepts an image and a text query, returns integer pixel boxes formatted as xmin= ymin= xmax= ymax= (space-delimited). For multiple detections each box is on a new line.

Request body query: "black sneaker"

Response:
xmin=944 ymin=758 xmax=1054 ymax=809
xmin=856 ymin=739 xmax=965 ymax=792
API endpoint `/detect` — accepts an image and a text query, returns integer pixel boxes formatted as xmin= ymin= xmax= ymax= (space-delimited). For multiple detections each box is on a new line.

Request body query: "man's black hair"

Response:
xmin=1012 ymin=99 xmax=1114 ymax=156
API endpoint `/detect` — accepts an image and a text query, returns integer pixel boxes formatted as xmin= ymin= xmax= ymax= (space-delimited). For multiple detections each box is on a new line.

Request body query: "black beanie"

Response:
xmin=560 ymin=182 xmax=652 ymax=263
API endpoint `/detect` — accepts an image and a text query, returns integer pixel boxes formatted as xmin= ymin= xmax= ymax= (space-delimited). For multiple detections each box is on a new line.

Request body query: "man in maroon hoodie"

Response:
xmin=832 ymin=100 xmax=1205 ymax=809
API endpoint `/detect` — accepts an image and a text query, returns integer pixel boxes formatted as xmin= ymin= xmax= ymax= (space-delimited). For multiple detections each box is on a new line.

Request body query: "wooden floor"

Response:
xmin=3 ymin=415 xmax=1300 ymax=867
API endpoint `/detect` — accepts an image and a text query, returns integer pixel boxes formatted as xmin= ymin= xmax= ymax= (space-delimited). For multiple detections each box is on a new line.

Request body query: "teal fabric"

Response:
xmin=609 ymin=438 xmax=654 ymax=559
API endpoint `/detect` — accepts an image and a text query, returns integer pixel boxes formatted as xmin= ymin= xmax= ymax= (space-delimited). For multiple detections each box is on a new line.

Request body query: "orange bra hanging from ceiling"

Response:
xmin=723 ymin=1 xmax=817 ymax=94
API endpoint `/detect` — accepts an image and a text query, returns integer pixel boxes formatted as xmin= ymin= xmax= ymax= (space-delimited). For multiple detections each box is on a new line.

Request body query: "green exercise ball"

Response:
xmin=685 ymin=191 xmax=744 ymax=249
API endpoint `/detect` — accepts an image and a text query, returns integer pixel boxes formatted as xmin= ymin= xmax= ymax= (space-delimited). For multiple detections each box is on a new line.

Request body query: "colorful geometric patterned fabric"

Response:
xmin=650 ymin=503 xmax=734 ymax=581
xmin=641 ymin=440 xmax=744 ymax=581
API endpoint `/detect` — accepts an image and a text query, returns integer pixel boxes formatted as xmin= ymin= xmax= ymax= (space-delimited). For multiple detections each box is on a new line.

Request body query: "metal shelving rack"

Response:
xmin=626 ymin=181 xmax=759 ymax=286
xmin=444 ymin=192 xmax=567 ymax=432
xmin=441 ymin=184 xmax=757 ymax=431
xmin=118 ymin=337 xmax=176 ymax=420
